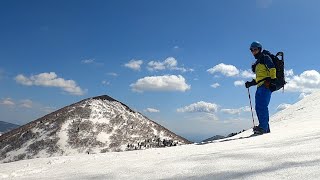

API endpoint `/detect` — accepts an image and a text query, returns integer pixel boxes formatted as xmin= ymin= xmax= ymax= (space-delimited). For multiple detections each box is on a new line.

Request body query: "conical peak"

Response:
xmin=91 ymin=95 xmax=117 ymax=102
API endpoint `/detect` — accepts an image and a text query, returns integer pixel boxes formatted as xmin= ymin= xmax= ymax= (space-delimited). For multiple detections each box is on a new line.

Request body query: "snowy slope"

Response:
xmin=1 ymin=91 xmax=320 ymax=179
xmin=0 ymin=95 xmax=190 ymax=163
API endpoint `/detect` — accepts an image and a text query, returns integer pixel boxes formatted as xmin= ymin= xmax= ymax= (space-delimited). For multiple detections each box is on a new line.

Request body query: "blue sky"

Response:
xmin=1 ymin=0 xmax=320 ymax=142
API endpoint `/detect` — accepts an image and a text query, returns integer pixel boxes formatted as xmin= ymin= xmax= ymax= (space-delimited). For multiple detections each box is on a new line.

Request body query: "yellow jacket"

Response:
xmin=253 ymin=53 xmax=277 ymax=87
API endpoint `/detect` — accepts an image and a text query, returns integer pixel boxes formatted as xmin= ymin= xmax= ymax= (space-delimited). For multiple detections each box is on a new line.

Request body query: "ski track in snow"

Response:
xmin=1 ymin=91 xmax=320 ymax=179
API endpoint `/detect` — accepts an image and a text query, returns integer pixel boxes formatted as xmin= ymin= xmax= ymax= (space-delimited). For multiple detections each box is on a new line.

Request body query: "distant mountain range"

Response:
xmin=0 ymin=121 xmax=19 ymax=135
xmin=201 ymin=130 xmax=246 ymax=143
xmin=0 ymin=95 xmax=191 ymax=163
xmin=201 ymin=135 xmax=226 ymax=142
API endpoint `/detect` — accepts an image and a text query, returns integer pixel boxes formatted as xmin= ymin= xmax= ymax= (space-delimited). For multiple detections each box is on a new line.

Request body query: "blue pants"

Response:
xmin=255 ymin=85 xmax=271 ymax=133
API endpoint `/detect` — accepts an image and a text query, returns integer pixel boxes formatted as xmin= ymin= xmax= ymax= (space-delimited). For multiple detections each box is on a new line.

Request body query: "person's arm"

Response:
xmin=245 ymin=79 xmax=257 ymax=88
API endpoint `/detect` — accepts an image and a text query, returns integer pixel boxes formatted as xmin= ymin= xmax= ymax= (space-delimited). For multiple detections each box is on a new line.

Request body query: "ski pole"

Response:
xmin=247 ymin=88 xmax=255 ymax=127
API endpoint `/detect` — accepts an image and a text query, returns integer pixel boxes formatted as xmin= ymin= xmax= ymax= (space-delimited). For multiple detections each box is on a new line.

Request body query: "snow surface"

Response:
xmin=1 ymin=91 xmax=320 ymax=179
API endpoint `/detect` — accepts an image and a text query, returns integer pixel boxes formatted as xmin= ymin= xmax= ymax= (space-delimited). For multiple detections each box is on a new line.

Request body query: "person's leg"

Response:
xmin=255 ymin=86 xmax=271 ymax=133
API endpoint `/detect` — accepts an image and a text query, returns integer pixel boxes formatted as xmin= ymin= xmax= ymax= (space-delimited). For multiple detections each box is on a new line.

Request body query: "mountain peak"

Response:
xmin=91 ymin=95 xmax=117 ymax=101
xmin=90 ymin=95 xmax=135 ymax=113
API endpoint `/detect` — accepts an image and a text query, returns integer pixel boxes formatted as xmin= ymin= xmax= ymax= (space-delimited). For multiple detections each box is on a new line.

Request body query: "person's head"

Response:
xmin=250 ymin=41 xmax=262 ymax=56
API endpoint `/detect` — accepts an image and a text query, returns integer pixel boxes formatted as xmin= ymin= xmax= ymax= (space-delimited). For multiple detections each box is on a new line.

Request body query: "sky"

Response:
xmin=1 ymin=0 xmax=320 ymax=142
xmin=1 ymin=89 xmax=320 ymax=179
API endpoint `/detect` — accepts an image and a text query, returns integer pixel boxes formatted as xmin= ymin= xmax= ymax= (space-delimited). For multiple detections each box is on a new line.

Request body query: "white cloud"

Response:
xmin=20 ymin=99 xmax=33 ymax=108
xmin=205 ymin=64 xmax=255 ymax=81
xmin=0 ymin=98 xmax=55 ymax=114
xmin=0 ymin=98 xmax=15 ymax=106
xmin=102 ymin=80 xmax=110 ymax=86
xmin=240 ymin=70 xmax=255 ymax=79
xmin=107 ymin=72 xmax=118 ymax=77
xmin=243 ymin=106 xmax=251 ymax=112
xmin=147 ymin=57 xmax=193 ymax=72
xmin=15 ymin=72 xmax=86 ymax=96
xmin=81 ymin=59 xmax=103 ymax=66
xmin=81 ymin=59 xmax=95 ymax=64
xmin=148 ymin=57 xmax=176 ymax=71
xmin=144 ymin=108 xmax=160 ymax=113
xmin=177 ymin=101 xmax=219 ymax=113
xmin=210 ymin=83 xmax=220 ymax=88
xmin=276 ymin=103 xmax=291 ymax=111
xmin=221 ymin=109 xmax=241 ymax=115
xmin=207 ymin=65 xmax=254 ymax=79
xmin=130 ymin=75 xmax=191 ymax=93
xmin=147 ymin=61 xmax=165 ymax=71
xmin=284 ymin=69 xmax=295 ymax=83
xmin=221 ymin=106 xmax=251 ymax=115
xmin=234 ymin=80 xmax=245 ymax=87
xmin=1 ymin=98 xmax=33 ymax=108
xmin=207 ymin=63 xmax=240 ymax=77
xmin=285 ymin=69 xmax=294 ymax=78
xmin=285 ymin=70 xmax=320 ymax=93
xmin=15 ymin=74 xmax=33 ymax=85
xmin=125 ymin=60 xmax=143 ymax=71
xmin=172 ymin=67 xmax=194 ymax=73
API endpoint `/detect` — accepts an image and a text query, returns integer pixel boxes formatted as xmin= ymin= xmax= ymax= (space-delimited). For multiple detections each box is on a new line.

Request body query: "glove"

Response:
xmin=245 ymin=80 xmax=257 ymax=88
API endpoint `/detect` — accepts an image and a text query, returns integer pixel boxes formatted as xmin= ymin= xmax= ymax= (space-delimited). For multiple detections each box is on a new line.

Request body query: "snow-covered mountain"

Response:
xmin=0 ymin=121 xmax=19 ymax=136
xmin=0 ymin=95 xmax=191 ymax=163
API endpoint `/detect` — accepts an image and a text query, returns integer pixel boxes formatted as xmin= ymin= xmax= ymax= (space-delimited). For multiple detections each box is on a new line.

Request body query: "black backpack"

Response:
xmin=262 ymin=50 xmax=286 ymax=92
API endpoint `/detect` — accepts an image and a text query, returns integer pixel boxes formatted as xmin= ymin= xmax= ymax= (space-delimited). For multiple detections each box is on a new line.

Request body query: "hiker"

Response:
xmin=245 ymin=41 xmax=277 ymax=134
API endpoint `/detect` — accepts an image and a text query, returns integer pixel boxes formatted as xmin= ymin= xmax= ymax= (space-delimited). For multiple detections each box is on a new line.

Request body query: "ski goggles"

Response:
xmin=250 ymin=48 xmax=259 ymax=52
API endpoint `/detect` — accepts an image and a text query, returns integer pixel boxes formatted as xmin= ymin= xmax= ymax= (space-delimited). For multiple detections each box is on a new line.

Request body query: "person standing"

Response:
xmin=245 ymin=41 xmax=277 ymax=134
